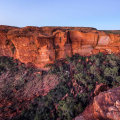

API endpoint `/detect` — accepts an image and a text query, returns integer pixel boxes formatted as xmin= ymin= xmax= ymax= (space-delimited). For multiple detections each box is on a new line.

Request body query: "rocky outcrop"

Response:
xmin=0 ymin=25 xmax=120 ymax=68
xmin=75 ymin=86 xmax=120 ymax=120
xmin=93 ymin=86 xmax=120 ymax=120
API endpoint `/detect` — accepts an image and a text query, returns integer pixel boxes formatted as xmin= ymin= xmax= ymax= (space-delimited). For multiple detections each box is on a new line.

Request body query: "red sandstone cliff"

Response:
xmin=0 ymin=25 xmax=120 ymax=67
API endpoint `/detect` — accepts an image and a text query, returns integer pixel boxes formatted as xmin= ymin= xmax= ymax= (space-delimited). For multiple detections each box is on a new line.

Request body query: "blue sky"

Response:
xmin=0 ymin=0 xmax=120 ymax=30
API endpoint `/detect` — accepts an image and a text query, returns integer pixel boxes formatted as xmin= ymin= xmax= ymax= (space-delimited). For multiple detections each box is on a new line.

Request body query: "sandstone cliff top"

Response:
xmin=1 ymin=25 xmax=120 ymax=37
xmin=0 ymin=25 xmax=97 ymax=36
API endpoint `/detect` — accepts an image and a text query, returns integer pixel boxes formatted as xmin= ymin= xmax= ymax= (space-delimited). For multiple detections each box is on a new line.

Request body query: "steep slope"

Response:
xmin=1 ymin=53 xmax=120 ymax=120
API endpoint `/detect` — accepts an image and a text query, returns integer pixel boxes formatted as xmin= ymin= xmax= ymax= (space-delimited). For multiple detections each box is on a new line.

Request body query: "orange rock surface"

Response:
xmin=75 ymin=86 xmax=120 ymax=120
xmin=93 ymin=86 xmax=120 ymax=120
xmin=0 ymin=25 xmax=120 ymax=68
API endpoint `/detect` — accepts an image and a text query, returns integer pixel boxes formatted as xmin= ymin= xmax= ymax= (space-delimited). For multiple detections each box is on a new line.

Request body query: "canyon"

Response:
xmin=0 ymin=25 xmax=120 ymax=68
xmin=1 ymin=25 xmax=120 ymax=120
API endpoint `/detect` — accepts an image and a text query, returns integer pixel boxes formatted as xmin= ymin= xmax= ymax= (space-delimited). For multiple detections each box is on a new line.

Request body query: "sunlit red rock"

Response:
xmin=76 ymin=86 xmax=120 ymax=120
xmin=93 ymin=86 xmax=120 ymax=120
xmin=0 ymin=25 xmax=120 ymax=68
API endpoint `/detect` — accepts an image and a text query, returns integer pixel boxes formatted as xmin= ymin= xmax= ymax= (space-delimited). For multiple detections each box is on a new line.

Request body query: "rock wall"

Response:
xmin=0 ymin=25 xmax=120 ymax=68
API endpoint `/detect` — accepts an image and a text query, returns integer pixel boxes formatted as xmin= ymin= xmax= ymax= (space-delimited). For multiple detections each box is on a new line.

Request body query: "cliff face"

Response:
xmin=0 ymin=25 xmax=120 ymax=67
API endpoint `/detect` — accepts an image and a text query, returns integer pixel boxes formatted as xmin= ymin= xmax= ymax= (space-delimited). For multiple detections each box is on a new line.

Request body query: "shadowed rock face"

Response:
xmin=0 ymin=25 xmax=120 ymax=68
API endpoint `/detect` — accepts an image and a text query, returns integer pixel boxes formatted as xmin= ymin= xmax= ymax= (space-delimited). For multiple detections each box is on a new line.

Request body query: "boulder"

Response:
xmin=75 ymin=86 xmax=120 ymax=120
xmin=93 ymin=86 xmax=120 ymax=120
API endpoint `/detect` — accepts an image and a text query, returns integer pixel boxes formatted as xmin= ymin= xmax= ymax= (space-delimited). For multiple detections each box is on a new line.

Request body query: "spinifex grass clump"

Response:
xmin=9 ymin=53 xmax=120 ymax=120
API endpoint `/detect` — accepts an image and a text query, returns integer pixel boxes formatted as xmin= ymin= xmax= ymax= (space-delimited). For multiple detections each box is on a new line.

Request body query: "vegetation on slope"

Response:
xmin=0 ymin=53 xmax=120 ymax=120
xmin=12 ymin=53 xmax=120 ymax=120
xmin=0 ymin=57 xmax=43 ymax=120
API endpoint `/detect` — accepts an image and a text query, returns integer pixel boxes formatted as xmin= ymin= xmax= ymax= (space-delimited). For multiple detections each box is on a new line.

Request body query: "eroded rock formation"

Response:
xmin=0 ymin=25 xmax=120 ymax=67
xmin=93 ymin=86 xmax=120 ymax=120
xmin=75 ymin=86 xmax=120 ymax=120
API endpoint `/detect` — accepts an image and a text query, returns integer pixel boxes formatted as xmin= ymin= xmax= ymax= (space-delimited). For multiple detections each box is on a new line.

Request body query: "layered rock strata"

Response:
xmin=0 ymin=25 xmax=120 ymax=67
